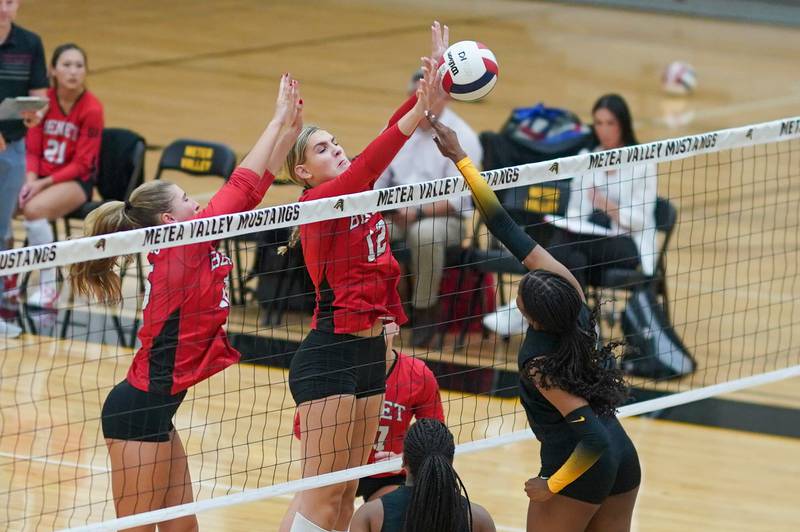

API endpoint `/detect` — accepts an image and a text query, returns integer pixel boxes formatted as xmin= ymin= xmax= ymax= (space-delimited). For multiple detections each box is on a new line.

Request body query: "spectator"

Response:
xmin=483 ymin=94 xmax=657 ymax=340
xmin=0 ymin=0 xmax=48 ymax=335
xmin=21 ymin=43 xmax=103 ymax=308
xmin=376 ymin=68 xmax=482 ymax=348
xmin=350 ymin=418 xmax=496 ymax=532
xmin=544 ymin=93 xmax=657 ymax=289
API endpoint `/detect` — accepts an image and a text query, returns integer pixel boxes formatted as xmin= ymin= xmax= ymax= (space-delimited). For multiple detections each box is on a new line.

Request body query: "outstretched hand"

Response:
xmin=273 ymin=73 xmax=302 ymax=127
xmin=426 ymin=112 xmax=466 ymax=162
xmin=416 ymin=56 xmax=448 ymax=115
xmin=431 ymin=20 xmax=449 ymax=62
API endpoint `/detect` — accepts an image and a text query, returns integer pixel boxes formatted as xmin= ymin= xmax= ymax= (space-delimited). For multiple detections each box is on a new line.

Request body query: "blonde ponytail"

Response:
xmin=70 ymin=180 xmax=175 ymax=303
xmin=278 ymin=125 xmax=322 ymax=253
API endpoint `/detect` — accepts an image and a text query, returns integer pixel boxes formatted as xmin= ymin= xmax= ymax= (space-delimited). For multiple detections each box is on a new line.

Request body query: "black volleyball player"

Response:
xmin=426 ymin=114 xmax=641 ymax=532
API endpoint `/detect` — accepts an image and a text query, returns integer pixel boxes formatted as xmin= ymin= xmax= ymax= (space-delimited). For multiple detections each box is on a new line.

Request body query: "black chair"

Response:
xmin=63 ymin=128 xmax=146 ymax=235
xmin=586 ymin=196 xmax=678 ymax=325
xmin=58 ymin=128 xmax=146 ymax=344
xmin=463 ymin=197 xmax=678 ymax=341
xmin=153 ymin=139 xmax=253 ymax=305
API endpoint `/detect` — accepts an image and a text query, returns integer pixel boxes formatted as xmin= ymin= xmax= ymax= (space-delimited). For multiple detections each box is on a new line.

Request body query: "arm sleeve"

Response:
xmin=28 ymin=37 xmax=49 ymax=91
xmin=302 ymin=124 xmax=409 ymax=200
xmin=616 ymin=163 xmax=658 ymax=233
xmin=456 ymin=156 xmax=537 ymax=262
xmin=545 ymin=406 xmax=611 ymax=494
xmin=25 ymin=120 xmax=44 ymax=175
xmin=414 ymin=366 xmax=445 ymax=422
xmin=196 ymin=167 xmax=275 ymax=219
xmin=51 ymin=106 xmax=104 ymax=184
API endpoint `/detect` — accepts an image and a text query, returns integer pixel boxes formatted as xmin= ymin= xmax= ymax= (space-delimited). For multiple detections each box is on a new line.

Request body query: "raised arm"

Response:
xmin=427 ymin=115 xmax=585 ymax=301
xmin=303 ymin=57 xmax=444 ymax=200
xmin=199 ymin=74 xmax=302 ymax=218
xmin=384 ymin=21 xmax=449 ymax=131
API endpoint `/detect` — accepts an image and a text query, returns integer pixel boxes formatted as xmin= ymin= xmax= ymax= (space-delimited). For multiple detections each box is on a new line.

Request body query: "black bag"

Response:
xmin=621 ymin=288 xmax=696 ymax=379
xmin=253 ymin=229 xmax=315 ymax=325
xmin=481 ymin=103 xmax=595 ymax=219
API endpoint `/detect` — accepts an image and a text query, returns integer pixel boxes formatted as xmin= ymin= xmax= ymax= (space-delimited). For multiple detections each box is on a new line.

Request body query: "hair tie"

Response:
xmin=124 ymin=200 xmax=133 ymax=212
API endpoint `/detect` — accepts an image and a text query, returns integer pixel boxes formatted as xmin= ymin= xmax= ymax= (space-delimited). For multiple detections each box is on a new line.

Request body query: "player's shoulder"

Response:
xmin=469 ymin=500 xmax=496 ymax=531
xmin=395 ymin=352 xmax=435 ymax=380
xmin=80 ymin=90 xmax=104 ymax=113
xmin=351 ymin=496 xmax=384 ymax=531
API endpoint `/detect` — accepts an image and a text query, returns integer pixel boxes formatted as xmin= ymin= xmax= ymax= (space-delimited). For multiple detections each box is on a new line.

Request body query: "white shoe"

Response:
xmin=483 ymin=301 xmax=528 ymax=337
xmin=27 ymin=286 xmax=60 ymax=310
xmin=0 ymin=318 xmax=22 ymax=338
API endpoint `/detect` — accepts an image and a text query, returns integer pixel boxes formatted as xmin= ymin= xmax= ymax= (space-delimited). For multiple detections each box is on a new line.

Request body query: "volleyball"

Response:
xmin=438 ymin=40 xmax=499 ymax=102
xmin=662 ymin=61 xmax=697 ymax=95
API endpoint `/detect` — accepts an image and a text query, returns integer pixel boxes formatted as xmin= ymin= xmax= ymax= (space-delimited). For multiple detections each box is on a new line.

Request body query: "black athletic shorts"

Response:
xmin=101 ymin=380 xmax=187 ymax=442
xmin=539 ymin=416 xmax=641 ymax=504
xmin=288 ymin=329 xmax=386 ymax=404
xmin=43 ymin=176 xmax=94 ymax=202
xmin=357 ymin=474 xmax=406 ymax=501
xmin=75 ymin=178 xmax=94 ymax=202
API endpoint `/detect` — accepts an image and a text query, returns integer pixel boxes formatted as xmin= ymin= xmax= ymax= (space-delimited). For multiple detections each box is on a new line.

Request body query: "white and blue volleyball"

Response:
xmin=662 ymin=61 xmax=697 ymax=95
xmin=438 ymin=40 xmax=499 ymax=102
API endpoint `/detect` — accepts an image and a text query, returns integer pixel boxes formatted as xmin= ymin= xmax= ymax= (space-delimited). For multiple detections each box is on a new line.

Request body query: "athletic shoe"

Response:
xmin=27 ymin=286 xmax=60 ymax=310
xmin=0 ymin=318 xmax=22 ymax=339
xmin=482 ymin=301 xmax=527 ymax=338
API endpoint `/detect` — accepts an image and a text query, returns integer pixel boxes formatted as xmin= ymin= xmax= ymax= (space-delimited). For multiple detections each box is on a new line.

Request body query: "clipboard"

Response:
xmin=0 ymin=97 xmax=49 ymax=121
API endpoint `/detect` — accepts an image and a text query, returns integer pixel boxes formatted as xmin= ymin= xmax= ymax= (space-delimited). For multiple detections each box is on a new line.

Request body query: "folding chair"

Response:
xmin=57 ymin=128 xmax=146 ymax=344
xmin=585 ymin=196 xmax=678 ymax=325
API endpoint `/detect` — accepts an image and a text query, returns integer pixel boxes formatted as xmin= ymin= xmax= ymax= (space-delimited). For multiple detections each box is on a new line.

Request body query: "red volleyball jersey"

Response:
xmin=293 ymin=351 xmax=443 ymax=478
xmin=126 ymin=167 xmax=274 ymax=395
xmin=299 ymin=96 xmax=417 ymax=333
xmin=26 ymin=87 xmax=104 ymax=183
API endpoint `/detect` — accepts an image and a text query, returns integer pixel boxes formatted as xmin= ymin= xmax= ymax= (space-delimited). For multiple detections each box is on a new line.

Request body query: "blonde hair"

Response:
xmin=280 ymin=126 xmax=321 ymax=252
xmin=284 ymin=125 xmax=320 ymax=186
xmin=70 ymin=180 xmax=176 ymax=304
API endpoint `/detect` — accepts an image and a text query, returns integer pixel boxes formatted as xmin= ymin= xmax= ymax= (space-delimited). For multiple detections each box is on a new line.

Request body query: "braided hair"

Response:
xmin=518 ymin=270 xmax=628 ymax=416
xmin=402 ymin=418 xmax=472 ymax=532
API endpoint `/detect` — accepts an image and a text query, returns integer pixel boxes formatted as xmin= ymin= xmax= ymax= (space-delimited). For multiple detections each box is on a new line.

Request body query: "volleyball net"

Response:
xmin=1 ymin=116 xmax=798 ymax=531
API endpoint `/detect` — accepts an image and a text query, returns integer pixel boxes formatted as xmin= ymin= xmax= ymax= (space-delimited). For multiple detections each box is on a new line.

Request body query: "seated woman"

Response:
xmin=544 ymin=94 xmax=657 ymax=289
xmin=21 ymin=43 xmax=103 ymax=308
xmin=483 ymin=94 xmax=657 ymax=339
xmin=350 ymin=418 xmax=496 ymax=532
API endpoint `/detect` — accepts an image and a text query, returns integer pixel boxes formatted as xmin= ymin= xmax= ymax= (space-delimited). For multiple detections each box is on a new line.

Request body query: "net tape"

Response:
xmin=2 ymin=116 xmax=798 ymax=277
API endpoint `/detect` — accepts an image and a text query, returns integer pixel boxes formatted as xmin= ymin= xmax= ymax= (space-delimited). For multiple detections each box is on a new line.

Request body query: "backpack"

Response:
xmin=621 ymin=287 xmax=696 ymax=379
xmin=481 ymin=103 xmax=595 ymax=219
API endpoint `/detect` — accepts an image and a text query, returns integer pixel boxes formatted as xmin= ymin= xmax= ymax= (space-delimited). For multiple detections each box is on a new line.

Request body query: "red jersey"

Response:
xmin=294 ymin=351 xmax=443 ymax=478
xmin=26 ymin=87 xmax=104 ymax=184
xmin=127 ymin=167 xmax=274 ymax=395
xmin=300 ymin=96 xmax=418 ymax=333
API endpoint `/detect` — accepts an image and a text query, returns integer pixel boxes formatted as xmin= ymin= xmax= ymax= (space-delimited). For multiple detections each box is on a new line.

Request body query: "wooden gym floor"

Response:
xmin=2 ymin=0 xmax=799 ymax=530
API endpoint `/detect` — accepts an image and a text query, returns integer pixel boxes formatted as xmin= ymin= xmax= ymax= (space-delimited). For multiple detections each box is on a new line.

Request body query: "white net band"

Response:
xmin=2 ymin=116 xmax=798 ymax=276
